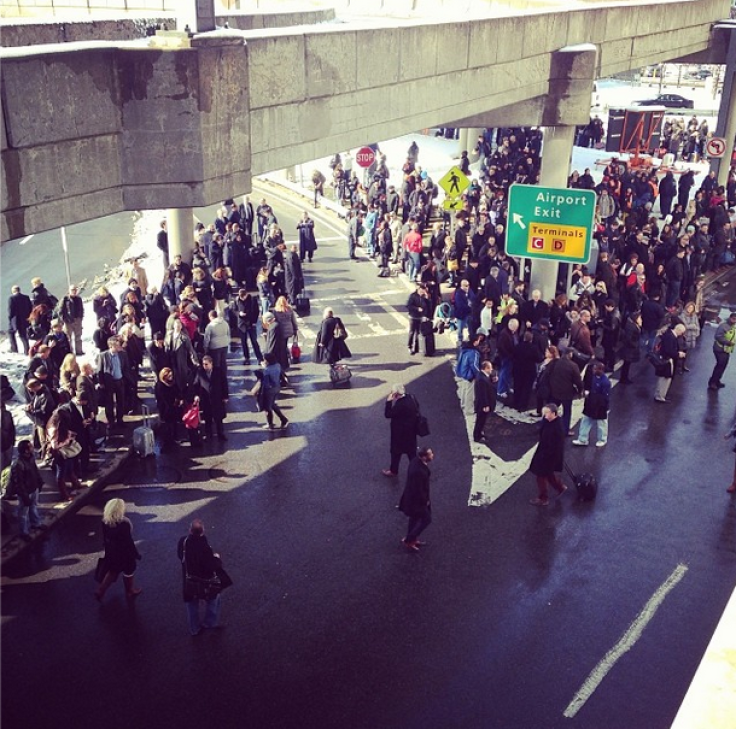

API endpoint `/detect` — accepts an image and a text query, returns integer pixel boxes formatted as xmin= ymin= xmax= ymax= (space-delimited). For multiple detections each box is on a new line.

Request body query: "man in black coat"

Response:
xmin=192 ymin=356 xmax=229 ymax=441
xmin=547 ymin=348 xmax=583 ymax=436
xmin=59 ymin=284 xmax=85 ymax=356
xmin=398 ymin=446 xmax=435 ymax=552
xmin=147 ymin=332 xmax=171 ymax=378
xmin=239 ymin=195 xmax=254 ymax=238
xmin=529 ymin=403 xmax=567 ymax=506
xmin=473 ymin=360 xmax=497 ymax=443
xmin=7 ymin=285 xmax=32 ymax=354
xmin=382 ymin=385 xmax=420 ymax=477
xmin=230 ymin=289 xmax=262 ymax=365
xmin=157 ymin=220 xmax=169 ymax=269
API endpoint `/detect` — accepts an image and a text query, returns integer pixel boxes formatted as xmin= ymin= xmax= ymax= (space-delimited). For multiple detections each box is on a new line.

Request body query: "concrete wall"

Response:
xmin=0 ymin=0 xmax=177 ymax=19
xmin=0 ymin=8 xmax=335 ymax=47
xmin=1 ymin=0 xmax=731 ymax=240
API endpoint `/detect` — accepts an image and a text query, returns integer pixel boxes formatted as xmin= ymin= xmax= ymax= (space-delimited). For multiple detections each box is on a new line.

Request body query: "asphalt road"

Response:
xmin=2 ymin=194 xmax=736 ymax=729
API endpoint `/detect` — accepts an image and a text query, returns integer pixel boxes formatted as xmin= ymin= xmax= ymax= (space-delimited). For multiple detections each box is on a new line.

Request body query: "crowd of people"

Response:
xmin=335 ymin=130 xmax=736 ymax=500
xmin=3 ymin=124 xmax=736 ymax=554
xmin=1 ymin=197 xmax=327 ymax=538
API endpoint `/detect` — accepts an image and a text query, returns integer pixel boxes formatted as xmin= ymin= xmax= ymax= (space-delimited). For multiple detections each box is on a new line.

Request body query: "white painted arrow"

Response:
xmin=512 ymin=213 xmax=526 ymax=230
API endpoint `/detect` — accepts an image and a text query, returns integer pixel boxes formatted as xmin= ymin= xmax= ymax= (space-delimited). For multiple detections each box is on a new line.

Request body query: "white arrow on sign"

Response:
xmin=512 ymin=212 xmax=526 ymax=230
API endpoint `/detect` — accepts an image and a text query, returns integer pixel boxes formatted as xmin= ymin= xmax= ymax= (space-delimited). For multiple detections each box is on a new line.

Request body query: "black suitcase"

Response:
xmin=329 ymin=363 xmax=352 ymax=386
xmin=564 ymin=462 xmax=598 ymax=502
xmin=296 ymin=293 xmax=310 ymax=316
xmin=422 ymin=331 xmax=436 ymax=356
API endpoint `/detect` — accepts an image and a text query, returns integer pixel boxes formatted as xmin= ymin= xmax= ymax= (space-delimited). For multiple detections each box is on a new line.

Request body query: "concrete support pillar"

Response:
xmin=714 ymin=25 xmax=736 ymax=187
xmin=167 ymin=208 xmax=195 ymax=262
xmin=457 ymin=128 xmax=469 ymax=157
xmin=457 ymin=127 xmax=484 ymax=159
xmin=530 ymin=125 xmax=576 ymax=301
xmin=529 ymin=44 xmax=598 ymax=302
xmin=195 ymin=0 xmax=217 ymax=33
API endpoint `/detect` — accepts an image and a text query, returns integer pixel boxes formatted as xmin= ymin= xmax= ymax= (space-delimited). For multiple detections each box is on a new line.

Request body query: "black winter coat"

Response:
xmin=384 ymin=395 xmax=419 ymax=453
xmin=312 ymin=317 xmax=351 ymax=365
xmin=619 ymin=318 xmax=642 ymax=362
xmin=398 ymin=456 xmax=431 ymax=518
xmin=529 ymin=416 xmax=565 ymax=475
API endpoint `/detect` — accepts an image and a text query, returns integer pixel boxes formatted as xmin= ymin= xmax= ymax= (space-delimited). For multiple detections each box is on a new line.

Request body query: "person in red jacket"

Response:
xmin=403 ymin=224 xmax=423 ymax=281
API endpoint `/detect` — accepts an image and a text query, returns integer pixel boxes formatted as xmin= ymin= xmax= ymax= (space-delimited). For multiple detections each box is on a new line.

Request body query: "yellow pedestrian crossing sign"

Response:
xmin=438 ymin=166 xmax=470 ymax=197
xmin=443 ymin=197 xmax=464 ymax=212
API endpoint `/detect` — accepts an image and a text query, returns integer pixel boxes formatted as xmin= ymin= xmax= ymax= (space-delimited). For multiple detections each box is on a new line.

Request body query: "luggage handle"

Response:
xmin=141 ymin=403 xmax=151 ymax=429
xmin=563 ymin=461 xmax=576 ymax=481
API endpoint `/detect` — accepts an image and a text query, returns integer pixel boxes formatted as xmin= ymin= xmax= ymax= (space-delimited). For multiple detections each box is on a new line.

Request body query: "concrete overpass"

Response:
xmin=1 ymin=0 xmax=733 ymax=242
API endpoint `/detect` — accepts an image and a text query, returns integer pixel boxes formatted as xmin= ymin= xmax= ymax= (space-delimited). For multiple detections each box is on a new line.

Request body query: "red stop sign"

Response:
xmin=355 ymin=146 xmax=376 ymax=168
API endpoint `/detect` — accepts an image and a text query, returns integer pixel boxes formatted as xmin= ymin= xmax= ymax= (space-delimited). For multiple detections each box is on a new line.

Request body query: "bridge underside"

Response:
xmin=1 ymin=0 xmax=731 ymax=241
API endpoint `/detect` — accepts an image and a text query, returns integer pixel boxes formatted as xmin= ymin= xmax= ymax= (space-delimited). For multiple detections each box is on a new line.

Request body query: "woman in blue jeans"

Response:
xmin=178 ymin=519 xmax=223 ymax=636
xmin=260 ymin=353 xmax=289 ymax=430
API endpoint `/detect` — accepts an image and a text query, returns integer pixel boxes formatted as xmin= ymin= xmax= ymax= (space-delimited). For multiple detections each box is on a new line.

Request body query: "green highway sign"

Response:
xmin=506 ymin=183 xmax=596 ymax=263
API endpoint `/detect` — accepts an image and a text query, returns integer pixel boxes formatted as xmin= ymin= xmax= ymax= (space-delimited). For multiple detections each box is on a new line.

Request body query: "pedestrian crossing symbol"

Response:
xmin=438 ymin=166 xmax=471 ymax=197
xmin=443 ymin=197 xmax=464 ymax=211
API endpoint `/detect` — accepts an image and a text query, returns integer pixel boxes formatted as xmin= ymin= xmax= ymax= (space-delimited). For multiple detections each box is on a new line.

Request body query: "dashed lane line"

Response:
xmin=563 ymin=563 xmax=689 ymax=719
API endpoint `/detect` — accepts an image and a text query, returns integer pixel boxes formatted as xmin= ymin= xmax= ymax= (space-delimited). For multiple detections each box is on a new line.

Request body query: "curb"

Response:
xmin=1 ymin=445 xmax=132 ymax=569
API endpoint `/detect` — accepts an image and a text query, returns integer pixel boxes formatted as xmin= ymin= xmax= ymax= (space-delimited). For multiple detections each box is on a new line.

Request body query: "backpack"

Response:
xmin=455 ymin=347 xmax=477 ymax=381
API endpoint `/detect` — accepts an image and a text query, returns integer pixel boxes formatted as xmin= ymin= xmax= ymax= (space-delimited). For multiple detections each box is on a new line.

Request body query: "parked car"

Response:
xmin=633 ymin=94 xmax=694 ymax=109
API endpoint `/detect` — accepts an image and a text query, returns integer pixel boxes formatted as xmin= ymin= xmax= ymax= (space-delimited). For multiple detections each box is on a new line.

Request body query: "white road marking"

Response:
xmin=466 ymin=359 xmax=622 ymax=506
xmin=311 ymin=289 xmax=404 ymax=303
xmin=18 ymin=235 xmax=34 ymax=246
xmin=563 ymin=563 xmax=689 ymax=719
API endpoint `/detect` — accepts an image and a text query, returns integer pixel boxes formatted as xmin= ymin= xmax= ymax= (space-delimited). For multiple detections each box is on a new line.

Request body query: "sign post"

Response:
xmin=506 ymin=183 xmax=596 ymax=264
xmin=438 ymin=165 xmax=471 ymax=211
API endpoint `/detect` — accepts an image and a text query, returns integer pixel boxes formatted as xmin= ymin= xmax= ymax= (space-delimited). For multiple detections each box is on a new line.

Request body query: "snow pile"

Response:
xmin=0 ymin=210 xmax=167 ymax=439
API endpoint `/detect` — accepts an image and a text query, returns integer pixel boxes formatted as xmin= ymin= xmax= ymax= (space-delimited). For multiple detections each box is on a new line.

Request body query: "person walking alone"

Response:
xmin=178 ymin=518 xmax=228 ymax=636
xmin=528 ymin=404 xmax=568 ymax=506
xmin=382 ymin=384 xmax=420 ymax=477
xmin=398 ymin=447 xmax=435 ymax=552
xmin=94 ymin=498 xmax=142 ymax=603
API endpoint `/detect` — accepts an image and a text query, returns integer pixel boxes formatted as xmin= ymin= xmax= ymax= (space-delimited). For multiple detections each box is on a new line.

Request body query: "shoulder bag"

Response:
xmin=182 ymin=537 xmax=222 ymax=601
xmin=411 ymin=396 xmax=430 ymax=437
xmin=59 ymin=438 xmax=82 ymax=459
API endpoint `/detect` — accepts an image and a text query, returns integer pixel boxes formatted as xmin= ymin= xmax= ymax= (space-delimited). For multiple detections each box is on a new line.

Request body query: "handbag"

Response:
xmin=290 ymin=339 xmax=301 ymax=364
xmin=181 ymin=402 xmax=200 ymax=430
xmin=420 ymin=319 xmax=434 ymax=336
xmin=59 ymin=439 xmax=82 ymax=459
xmin=646 ymin=351 xmax=667 ymax=369
xmin=94 ymin=557 xmax=108 ymax=583
xmin=185 ymin=573 xmax=222 ymax=601
xmin=411 ymin=395 xmax=431 ymax=437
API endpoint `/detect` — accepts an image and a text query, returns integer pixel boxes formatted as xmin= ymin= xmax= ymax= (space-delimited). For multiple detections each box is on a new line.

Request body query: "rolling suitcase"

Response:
xmin=329 ymin=363 xmax=352 ymax=386
xmin=420 ymin=320 xmax=435 ymax=356
xmin=296 ymin=293 xmax=310 ymax=316
xmin=133 ymin=405 xmax=155 ymax=458
xmin=564 ymin=462 xmax=598 ymax=502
